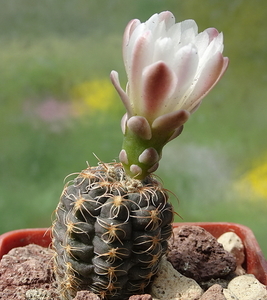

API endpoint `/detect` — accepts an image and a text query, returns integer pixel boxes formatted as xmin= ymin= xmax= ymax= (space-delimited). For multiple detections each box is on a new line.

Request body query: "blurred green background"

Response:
xmin=1 ymin=0 xmax=267 ymax=258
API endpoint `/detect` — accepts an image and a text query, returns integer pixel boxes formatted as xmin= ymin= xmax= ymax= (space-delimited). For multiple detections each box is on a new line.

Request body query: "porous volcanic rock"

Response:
xmin=0 ymin=244 xmax=60 ymax=300
xmin=167 ymin=225 xmax=237 ymax=283
xmin=0 ymin=245 xmax=164 ymax=300
xmin=129 ymin=294 xmax=153 ymax=300
xmin=73 ymin=291 xmax=101 ymax=300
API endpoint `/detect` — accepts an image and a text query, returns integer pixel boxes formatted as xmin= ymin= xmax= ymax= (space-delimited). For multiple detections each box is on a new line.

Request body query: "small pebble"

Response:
xmin=151 ymin=256 xmax=203 ymax=300
xmin=223 ymin=288 xmax=238 ymax=300
xmin=199 ymin=284 xmax=226 ymax=300
xmin=217 ymin=232 xmax=246 ymax=275
xmin=25 ymin=289 xmax=48 ymax=300
xmin=129 ymin=294 xmax=152 ymax=300
xmin=73 ymin=291 xmax=100 ymax=300
xmin=227 ymin=274 xmax=267 ymax=299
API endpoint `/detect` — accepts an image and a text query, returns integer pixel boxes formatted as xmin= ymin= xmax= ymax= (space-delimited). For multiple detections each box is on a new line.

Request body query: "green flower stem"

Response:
xmin=121 ymin=126 xmax=171 ymax=180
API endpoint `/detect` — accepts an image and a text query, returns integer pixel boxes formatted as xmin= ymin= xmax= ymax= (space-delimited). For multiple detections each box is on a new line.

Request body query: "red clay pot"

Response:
xmin=0 ymin=222 xmax=266 ymax=285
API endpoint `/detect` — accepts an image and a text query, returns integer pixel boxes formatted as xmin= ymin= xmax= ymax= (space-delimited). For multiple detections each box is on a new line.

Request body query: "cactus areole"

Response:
xmin=52 ymin=11 xmax=228 ymax=300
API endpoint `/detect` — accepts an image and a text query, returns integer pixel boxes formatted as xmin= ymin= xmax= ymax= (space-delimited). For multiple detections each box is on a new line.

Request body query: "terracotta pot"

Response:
xmin=1 ymin=222 xmax=267 ymax=285
xmin=0 ymin=228 xmax=51 ymax=256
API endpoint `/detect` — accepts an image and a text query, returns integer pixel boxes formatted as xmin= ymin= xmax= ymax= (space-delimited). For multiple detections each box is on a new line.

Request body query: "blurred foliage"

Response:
xmin=71 ymin=79 xmax=118 ymax=114
xmin=0 ymin=0 xmax=267 ymax=257
xmin=235 ymin=154 xmax=267 ymax=200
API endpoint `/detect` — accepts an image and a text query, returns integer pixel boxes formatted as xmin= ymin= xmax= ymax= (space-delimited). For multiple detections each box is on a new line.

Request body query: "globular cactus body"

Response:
xmin=52 ymin=162 xmax=173 ymax=299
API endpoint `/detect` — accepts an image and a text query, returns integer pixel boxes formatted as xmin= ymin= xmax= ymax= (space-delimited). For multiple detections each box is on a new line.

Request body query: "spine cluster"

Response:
xmin=52 ymin=162 xmax=173 ymax=300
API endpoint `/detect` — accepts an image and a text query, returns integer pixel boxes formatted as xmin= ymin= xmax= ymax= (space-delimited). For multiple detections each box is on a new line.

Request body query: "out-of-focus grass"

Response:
xmin=0 ymin=0 xmax=267 ymax=257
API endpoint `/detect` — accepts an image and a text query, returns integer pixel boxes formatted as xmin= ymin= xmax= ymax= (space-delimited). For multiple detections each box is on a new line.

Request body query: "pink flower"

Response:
xmin=111 ymin=11 xmax=228 ymax=121
xmin=111 ymin=11 xmax=229 ymax=178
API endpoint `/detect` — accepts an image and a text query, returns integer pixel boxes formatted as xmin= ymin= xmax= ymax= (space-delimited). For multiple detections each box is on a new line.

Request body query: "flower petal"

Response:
xmin=194 ymin=30 xmax=210 ymax=57
xmin=185 ymin=54 xmax=229 ymax=112
xmin=121 ymin=113 xmax=128 ymax=134
xmin=119 ymin=149 xmax=128 ymax=165
xmin=199 ymin=32 xmax=224 ymax=67
xmin=153 ymin=37 xmax=174 ymax=63
xmin=158 ymin=11 xmax=176 ymax=29
xmin=179 ymin=20 xmax=198 ymax=46
xmin=126 ymin=30 xmax=153 ymax=108
xmin=167 ymin=126 xmax=184 ymax=142
xmin=123 ymin=19 xmax=141 ymax=71
xmin=110 ymin=71 xmax=132 ymax=116
xmin=206 ymin=27 xmax=220 ymax=41
xmin=138 ymin=147 xmax=159 ymax=165
xmin=141 ymin=61 xmax=177 ymax=119
xmin=163 ymin=44 xmax=199 ymax=113
xmin=152 ymin=109 xmax=190 ymax=133
xmin=127 ymin=116 xmax=152 ymax=140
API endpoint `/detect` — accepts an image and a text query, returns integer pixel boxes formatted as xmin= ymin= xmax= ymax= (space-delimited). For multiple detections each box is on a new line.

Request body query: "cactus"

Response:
xmin=52 ymin=11 xmax=228 ymax=300
xmin=53 ymin=163 xmax=173 ymax=299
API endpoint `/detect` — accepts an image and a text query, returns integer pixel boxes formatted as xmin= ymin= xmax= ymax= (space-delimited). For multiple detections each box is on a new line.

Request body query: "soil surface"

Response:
xmin=0 ymin=244 xmax=59 ymax=300
xmin=0 ymin=226 xmax=238 ymax=299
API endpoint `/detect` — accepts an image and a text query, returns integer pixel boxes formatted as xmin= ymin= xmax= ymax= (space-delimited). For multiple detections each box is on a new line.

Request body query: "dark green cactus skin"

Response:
xmin=52 ymin=162 xmax=173 ymax=300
